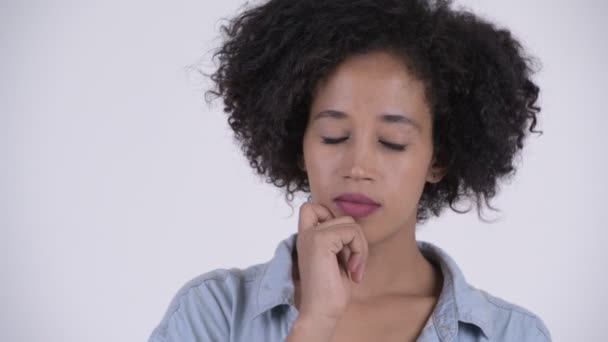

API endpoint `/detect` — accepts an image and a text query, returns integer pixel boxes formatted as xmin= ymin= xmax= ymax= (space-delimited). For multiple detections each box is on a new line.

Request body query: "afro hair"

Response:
xmin=204 ymin=0 xmax=542 ymax=223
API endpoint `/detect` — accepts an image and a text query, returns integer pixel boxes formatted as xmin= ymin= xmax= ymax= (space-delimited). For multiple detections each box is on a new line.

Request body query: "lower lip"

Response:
xmin=335 ymin=200 xmax=380 ymax=218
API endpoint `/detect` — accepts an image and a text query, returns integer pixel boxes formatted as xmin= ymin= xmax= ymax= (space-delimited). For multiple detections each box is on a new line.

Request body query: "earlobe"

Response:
xmin=426 ymin=167 xmax=446 ymax=183
xmin=427 ymin=158 xmax=447 ymax=183
xmin=427 ymin=170 xmax=437 ymax=183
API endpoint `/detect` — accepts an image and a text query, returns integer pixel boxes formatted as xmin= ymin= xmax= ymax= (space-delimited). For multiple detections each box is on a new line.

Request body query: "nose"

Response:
xmin=348 ymin=165 xmax=372 ymax=181
xmin=344 ymin=137 xmax=375 ymax=181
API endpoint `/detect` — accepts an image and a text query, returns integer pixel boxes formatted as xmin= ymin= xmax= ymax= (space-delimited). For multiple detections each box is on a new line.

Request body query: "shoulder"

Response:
xmin=148 ymin=233 xmax=299 ymax=342
xmin=148 ymin=264 xmax=266 ymax=342
xmin=471 ymin=287 xmax=552 ymax=341
xmin=416 ymin=240 xmax=551 ymax=341
xmin=166 ymin=265 xmax=264 ymax=309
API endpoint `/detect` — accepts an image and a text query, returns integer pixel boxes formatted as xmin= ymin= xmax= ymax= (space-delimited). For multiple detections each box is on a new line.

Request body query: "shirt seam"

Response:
xmin=438 ymin=255 xmax=459 ymax=341
xmin=252 ymin=261 xmax=273 ymax=320
xmin=480 ymin=291 xmax=550 ymax=340
xmin=157 ymin=273 xmax=231 ymax=336
xmin=480 ymin=291 xmax=539 ymax=318
xmin=534 ymin=322 xmax=551 ymax=341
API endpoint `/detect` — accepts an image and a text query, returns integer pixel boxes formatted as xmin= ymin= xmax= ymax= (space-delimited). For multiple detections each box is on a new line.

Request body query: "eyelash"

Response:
xmin=321 ymin=137 xmax=406 ymax=151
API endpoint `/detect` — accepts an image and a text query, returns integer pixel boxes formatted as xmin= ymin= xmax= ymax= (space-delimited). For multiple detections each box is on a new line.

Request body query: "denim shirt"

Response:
xmin=148 ymin=232 xmax=552 ymax=341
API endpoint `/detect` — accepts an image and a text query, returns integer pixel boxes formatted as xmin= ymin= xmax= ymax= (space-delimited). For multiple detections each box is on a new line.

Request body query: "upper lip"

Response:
xmin=334 ymin=192 xmax=380 ymax=206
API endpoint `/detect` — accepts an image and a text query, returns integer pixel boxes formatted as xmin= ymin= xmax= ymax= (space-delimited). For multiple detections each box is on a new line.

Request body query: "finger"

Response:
xmin=324 ymin=224 xmax=368 ymax=262
xmin=298 ymin=202 xmax=334 ymax=232
xmin=332 ymin=223 xmax=367 ymax=277
xmin=315 ymin=216 xmax=355 ymax=272
xmin=354 ymin=257 xmax=366 ymax=282
xmin=317 ymin=217 xmax=356 ymax=271
xmin=351 ymin=227 xmax=368 ymax=282
xmin=337 ymin=247 xmax=352 ymax=272
xmin=315 ymin=215 xmax=355 ymax=230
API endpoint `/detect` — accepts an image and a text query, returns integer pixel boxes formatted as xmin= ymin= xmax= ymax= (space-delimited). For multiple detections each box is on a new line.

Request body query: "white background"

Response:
xmin=2 ymin=0 xmax=606 ymax=341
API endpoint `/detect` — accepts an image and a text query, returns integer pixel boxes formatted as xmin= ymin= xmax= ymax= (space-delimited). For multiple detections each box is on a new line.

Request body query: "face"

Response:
xmin=302 ymin=50 xmax=445 ymax=244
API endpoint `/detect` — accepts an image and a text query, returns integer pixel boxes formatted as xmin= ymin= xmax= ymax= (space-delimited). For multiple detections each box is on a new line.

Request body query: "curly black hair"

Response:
xmin=204 ymin=0 xmax=542 ymax=224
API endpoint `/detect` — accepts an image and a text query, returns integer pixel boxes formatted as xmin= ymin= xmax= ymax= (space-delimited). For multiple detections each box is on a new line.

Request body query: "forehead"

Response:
xmin=310 ymin=51 xmax=430 ymax=128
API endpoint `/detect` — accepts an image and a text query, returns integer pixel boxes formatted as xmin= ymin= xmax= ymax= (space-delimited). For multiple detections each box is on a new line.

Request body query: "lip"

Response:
xmin=334 ymin=192 xmax=380 ymax=205
xmin=334 ymin=192 xmax=381 ymax=218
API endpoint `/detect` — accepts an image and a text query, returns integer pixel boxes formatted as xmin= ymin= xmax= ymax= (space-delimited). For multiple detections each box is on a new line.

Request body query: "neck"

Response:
xmin=349 ymin=223 xmax=441 ymax=302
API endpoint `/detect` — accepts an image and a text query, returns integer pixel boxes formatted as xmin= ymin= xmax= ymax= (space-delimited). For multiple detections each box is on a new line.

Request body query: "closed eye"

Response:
xmin=380 ymin=141 xmax=407 ymax=151
xmin=321 ymin=137 xmax=406 ymax=151
xmin=321 ymin=137 xmax=348 ymax=144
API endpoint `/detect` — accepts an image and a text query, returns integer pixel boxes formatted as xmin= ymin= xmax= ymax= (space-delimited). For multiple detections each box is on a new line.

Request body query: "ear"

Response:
xmin=298 ymin=156 xmax=307 ymax=173
xmin=425 ymin=150 xmax=447 ymax=184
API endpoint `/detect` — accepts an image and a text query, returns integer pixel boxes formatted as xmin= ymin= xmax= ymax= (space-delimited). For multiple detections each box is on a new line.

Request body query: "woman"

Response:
xmin=149 ymin=0 xmax=551 ymax=341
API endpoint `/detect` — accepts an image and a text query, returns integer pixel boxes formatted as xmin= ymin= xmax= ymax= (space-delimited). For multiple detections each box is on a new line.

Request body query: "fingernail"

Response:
xmin=357 ymin=261 xmax=365 ymax=281
xmin=350 ymin=254 xmax=361 ymax=272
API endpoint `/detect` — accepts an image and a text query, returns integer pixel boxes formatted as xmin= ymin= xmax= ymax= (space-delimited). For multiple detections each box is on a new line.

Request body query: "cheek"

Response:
xmin=304 ymin=137 xmax=339 ymax=171
xmin=308 ymin=153 xmax=340 ymax=187
xmin=384 ymin=158 xmax=428 ymax=199
xmin=303 ymin=145 xmax=330 ymax=183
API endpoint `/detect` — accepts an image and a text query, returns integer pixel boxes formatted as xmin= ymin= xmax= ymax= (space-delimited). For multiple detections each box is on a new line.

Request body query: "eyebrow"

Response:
xmin=311 ymin=110 xmax=422 ymax=132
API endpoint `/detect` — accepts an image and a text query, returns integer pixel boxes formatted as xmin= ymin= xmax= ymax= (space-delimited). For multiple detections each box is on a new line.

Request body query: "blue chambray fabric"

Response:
xmin=148 ymin=232 xmax=551 ymax=341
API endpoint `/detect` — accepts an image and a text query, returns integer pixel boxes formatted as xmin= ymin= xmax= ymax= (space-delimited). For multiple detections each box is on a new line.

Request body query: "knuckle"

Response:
xmin=344 ymin=216 xmax=356 ymax=223
xmin=334 ymin=221 xmax=356 ymax=230
xmin=337 ymin=216 xmax=355 ymax=224
xmin=299 ymin=202 xmax=310 ymax=214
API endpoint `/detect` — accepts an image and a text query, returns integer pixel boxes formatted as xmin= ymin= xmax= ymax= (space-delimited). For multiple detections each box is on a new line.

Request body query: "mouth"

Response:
xmin=333 ymin=192 xmax=381 ymax=218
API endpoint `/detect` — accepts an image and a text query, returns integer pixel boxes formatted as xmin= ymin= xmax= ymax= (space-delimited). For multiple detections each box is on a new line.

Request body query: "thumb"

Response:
xmin=298 ymin=202 xmax=334 ymax=232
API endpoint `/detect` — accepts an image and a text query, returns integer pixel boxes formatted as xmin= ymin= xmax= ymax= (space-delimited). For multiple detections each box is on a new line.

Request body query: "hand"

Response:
xmin=294 ymin=201 xmax=369 ymax=324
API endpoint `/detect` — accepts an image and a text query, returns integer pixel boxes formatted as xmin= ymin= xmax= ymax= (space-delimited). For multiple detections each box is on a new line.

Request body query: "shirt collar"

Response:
xmin=249 ymin=233 xmax=493 ymax=340
xmin=417 ymin=240 xmax=493 ymax=340
xmin=249 ymin=233 xmax=298 ymax=321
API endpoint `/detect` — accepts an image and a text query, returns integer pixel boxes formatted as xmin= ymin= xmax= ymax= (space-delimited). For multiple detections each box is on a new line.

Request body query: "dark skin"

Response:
xmin=287 ymin=51 xmax=447 ymax=342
